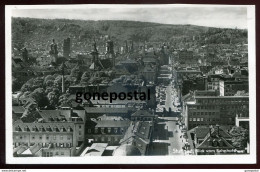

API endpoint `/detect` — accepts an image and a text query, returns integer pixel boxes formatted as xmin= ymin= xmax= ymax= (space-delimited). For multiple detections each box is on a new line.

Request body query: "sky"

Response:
xmin=11 ymin=5 xmax=248 ymax=29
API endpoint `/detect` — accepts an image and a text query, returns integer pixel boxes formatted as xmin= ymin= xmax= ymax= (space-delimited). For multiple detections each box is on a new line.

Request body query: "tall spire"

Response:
xmin=105 ymin=38 xmax=115 ymax=68
xmin=90 ymin=40 xmax=99 ymax=70
xmin=125 ymin=40 xmax=128 ymax=53
xmin=60 ymin=62 xmax=66 ymax=93
xmin=130 ymin=40 xmax=134 ymax=53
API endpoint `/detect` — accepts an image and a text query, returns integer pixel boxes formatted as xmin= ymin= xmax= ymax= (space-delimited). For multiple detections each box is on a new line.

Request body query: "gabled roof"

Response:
xmin=196 ymin=135 xmax=234 ymax=149
xmin=181 ymin=92 xmax=193 ymax=102
xmin=15 ymin=145 xmax=28 ymax=155
xmin=120 ymin=121 xmax=153 ymax=145
xmin=188 ymin=125 xmax=232 ymax=139
xmin=85 ymin=143 xmax=108 ymax=156
xmin=95 ymin=120 xmax=130 ymax=128
xmin=39 ymin=110 xmax=86 ymax=122
xmin=29 ymin=144 xmax=42 ymax=154
xmin=135 ymin=122 xmax=152 ymax=140
xmin=12 ymin=106 xmax=25 ymax=114
xmin=131 ymin=110 xmax=154 ymax=117
xmin=84 ymin=107 xmax=129 ymax=114
xmin=13 ymin=122 xmax=75 ymax=133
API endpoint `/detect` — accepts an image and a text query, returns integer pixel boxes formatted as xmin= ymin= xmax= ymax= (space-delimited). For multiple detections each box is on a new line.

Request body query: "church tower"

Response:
xmin=105 ymin=39 xmax=115 ymax=68
xmin=50 ymin=39 xmax=58 ymax=63
xmin=124 ymin=40 xmax=128 ymax=54
xmin=130 ymin=40 xmax=134 ymax=53
xmin=90 ymin=41 xmax=99 ymax=70
xmin=63 ymin=37 xmax=71 ymax=58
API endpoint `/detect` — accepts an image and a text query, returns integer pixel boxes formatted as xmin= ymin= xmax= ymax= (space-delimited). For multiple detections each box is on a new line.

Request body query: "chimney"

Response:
xmin=209 ymin=125 xmax=213 ymax=137
xmin=70 ymin=108 xmax=73 ymax=117
xmin=216 ymin=124 xmax=220 ymax=136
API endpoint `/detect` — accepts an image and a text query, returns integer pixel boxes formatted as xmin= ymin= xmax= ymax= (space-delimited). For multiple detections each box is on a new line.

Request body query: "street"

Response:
xmin=150 ymin=117 xmax=185 ymax=155
xmin=165 ymin=84 xmax=179 ymax=113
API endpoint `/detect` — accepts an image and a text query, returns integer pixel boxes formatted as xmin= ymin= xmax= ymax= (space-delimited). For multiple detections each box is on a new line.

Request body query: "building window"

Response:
xmin=114 ymin=137 xmax=118 ymax=142
xmin=189 ymin=118 xmax=192 ymax=121
xmin=108 ymin=128 xmax=111 ymax=133
xmin=197 ymin=118 xmax=200 ymax=121
xmin=67 ymin=136 xmax=70 ymax=140
xmin=39 ymin=136 xmax=42 ymax=139
xmin=20 ymin=136 xmax=22 ymax=139
xmin=101 ymin=137 xmax=105 ymax=142
xmin=61 ymin=152 xmax=64 ymax=156
xmin=201 ymin=118 xmax=203 ymax=121
xmin=108 ymin=137 xmax=111 ymax=142
xmin=101 ymin=128 xmax=104 ymax=133
xmin=193 ymin=118 xmax=196 ymax=121
xmin=79 ymin=131 xmax=82 ymax=135
xmin=88 ymin=129 xmax=91 ymax=133
xmin=60 ymin=136 xmax=63 ymax=140
xmin=114 ymin=128 xmax=118 ymax=133
xmin=95 ymin=128 xmax=98 ymax=133
xmin=55 ymin=152 xmax=59 ymax=155
xmin=79 ymin=125 xmax=82 ymax=129
xmin=32 ymin=136 xmax=35 ymax=140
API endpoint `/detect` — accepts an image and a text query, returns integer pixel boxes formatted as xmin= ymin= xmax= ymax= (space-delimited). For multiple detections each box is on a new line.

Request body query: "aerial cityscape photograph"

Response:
xmin=9 ymin=5 xmax=252 ymax=159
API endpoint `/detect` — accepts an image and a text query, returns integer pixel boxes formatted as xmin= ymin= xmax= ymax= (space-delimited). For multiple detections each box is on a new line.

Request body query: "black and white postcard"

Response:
xmin=5 ymin=4 xmax=256 ymax=164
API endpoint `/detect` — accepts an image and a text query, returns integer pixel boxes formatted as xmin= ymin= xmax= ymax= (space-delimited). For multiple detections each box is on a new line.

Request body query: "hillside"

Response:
xmin=12 ymin=17 xmax=247 ymax=51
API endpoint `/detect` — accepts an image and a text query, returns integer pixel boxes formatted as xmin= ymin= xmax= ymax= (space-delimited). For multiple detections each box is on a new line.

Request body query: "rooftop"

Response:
xmin=95 ymin=120 xmax=130 ymax=128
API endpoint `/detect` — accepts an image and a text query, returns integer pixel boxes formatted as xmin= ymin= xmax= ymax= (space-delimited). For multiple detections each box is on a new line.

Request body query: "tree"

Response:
xmin=19 ymin=91 xmax=31 ymax=99
xmin=30 ymin=88 xmax=49 ymax=108
xmin=44 ymin=75 xmax=55 ymax=86
xmin=70 ymin=65 xmax=82 ymax=82
xmin=47 ymin=90 xmax=60 ymax=108
xmin=229 ymin=126 xmax=249 ymax=149
xmin=21 ymin=83 xmax=32 ymax=92
xmin=21 ymin=104 xmax=42 ymax=123
xmin=80 ymin=71 xmax=90 ymax=84
xmin=58 ymin=93 xmax=72 ymax=106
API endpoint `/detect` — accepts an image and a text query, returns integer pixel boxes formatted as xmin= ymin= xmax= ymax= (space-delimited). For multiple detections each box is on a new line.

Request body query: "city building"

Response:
xmin=182 ymin=90 xmax=249 ymax=130
xmin=13 ymin=109 xmax=86 ymax=157
xmin=118 ymin=121 xmax=154 ymax=155
xmin=187 ymin=125 xmax=237 ymax=155
xmin=85 ymin=117 xmax=130 ymax=145
xmin=63 ymin=38 xmax=71 ymax=58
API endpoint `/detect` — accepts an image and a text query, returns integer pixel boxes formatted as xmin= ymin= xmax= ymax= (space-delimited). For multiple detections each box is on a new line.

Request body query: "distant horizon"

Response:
xmin=11 ymin=5 xmax=248 ymax=29
xmin=12 ymin=16 xmax=247 ymax=30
